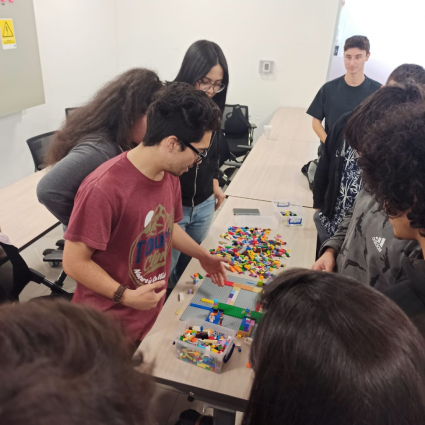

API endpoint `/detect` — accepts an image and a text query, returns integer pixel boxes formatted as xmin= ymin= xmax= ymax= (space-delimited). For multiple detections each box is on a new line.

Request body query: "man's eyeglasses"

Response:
xmin=197 ymin=78 xmax=226 ymax=93
xmin=179 ymin=139 xmax=209 ymax=164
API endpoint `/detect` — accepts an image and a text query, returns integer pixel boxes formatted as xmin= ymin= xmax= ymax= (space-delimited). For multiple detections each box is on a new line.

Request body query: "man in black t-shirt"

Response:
xmin=307 ymin=35 xmax=381 ymax=144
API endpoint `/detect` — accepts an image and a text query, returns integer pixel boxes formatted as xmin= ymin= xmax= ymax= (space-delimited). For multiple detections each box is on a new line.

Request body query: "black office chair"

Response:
xmin=216 ymin=131 xmax=242 ymax=187
xmin=218 ymin=105 xmax=256 ymax=187
xmin=26 ymin=131 xmax=65 ymax=267
xmin=26 ymin=131 xmax=56 ymax=172
xmin=65 ymin=107 xmax=79 ymax=118
xmin=0 ymin=240 xmax=72 ymax=303
xmin=222 ymin=104 xmax=256 ymax=158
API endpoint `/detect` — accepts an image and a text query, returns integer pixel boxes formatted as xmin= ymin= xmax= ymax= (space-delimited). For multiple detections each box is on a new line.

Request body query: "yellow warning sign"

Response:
xmin=0 ymin=19 xmax=17 ymax=50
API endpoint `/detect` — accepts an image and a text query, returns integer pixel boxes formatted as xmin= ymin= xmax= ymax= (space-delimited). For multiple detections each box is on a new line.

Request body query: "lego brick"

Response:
xmin=233 ymin=282 xmax=262 ymax=292
xmin=181 ymin=305 xmax=212 ymax=322
xmin=190 ymin=303 xmax=213 ymax=311
xmin=201 ymin=298 xmax=214 ymax=304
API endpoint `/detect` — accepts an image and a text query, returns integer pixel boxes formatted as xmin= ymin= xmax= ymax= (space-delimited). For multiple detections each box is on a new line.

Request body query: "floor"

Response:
xmin=15 ymin=193 xmax=243 ymax=424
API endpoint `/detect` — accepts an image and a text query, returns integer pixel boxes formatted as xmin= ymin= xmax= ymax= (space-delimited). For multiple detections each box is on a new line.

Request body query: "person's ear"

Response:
xmin=366 ymin=53 xmax=371 ymax=61
xmin=164 ymin=136 xmax=180 ymax=152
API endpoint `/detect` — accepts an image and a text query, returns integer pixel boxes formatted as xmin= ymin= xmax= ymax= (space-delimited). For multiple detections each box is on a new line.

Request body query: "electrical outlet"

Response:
xmin=259 ymin=60 xmax=274 ymax=74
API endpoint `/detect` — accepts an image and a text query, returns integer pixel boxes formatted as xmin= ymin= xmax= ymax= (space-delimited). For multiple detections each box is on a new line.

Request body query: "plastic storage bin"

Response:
xmin=272 ymin=200 xmax=307 ymax=228
xmin=174 ymin=319 xmax=236 ymax=374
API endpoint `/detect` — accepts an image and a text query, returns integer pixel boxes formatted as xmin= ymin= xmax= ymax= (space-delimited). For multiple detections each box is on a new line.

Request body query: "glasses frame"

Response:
xmin=197 ymin=78 xmax=226 ymax=94
xmin=179 ymin=136 xmax=213 ymax=164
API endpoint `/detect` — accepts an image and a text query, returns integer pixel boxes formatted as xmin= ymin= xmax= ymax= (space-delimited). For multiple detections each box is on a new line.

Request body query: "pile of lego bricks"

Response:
xmin=177 ymin=325 xmax=232 ymax=372
xmin=210 ymin=226 xmax=290 ymax=281
xmin=178 ymin=347 xmax=217 ymax=371
xmin=179 ymin=325 xmax=231 ymax=354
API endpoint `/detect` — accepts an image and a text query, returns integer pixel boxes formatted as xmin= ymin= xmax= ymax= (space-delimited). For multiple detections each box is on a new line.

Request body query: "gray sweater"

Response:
xmin=320 ymin=188 xmax=422 ymax=291
xmin=37 ymin=135 xmax=121 ymax=226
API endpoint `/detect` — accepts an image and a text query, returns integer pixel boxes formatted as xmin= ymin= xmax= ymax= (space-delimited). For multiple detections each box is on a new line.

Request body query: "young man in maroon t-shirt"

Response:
xmin=63 ymin=82 xmax=226 ymax=342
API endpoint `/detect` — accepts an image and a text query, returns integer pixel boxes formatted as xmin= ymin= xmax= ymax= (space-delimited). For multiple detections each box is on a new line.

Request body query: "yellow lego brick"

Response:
xmin=201 ymin=298 xmax=214 ymax=304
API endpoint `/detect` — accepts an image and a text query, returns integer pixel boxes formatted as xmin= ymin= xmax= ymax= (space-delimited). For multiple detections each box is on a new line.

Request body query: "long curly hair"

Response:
xmin=45 ymin=68 xmax=162 ymax=166
xmin=358 ymin=101 xmax=425 ymax=235
xmin=344 ymin=82 xmax=425 ymax=151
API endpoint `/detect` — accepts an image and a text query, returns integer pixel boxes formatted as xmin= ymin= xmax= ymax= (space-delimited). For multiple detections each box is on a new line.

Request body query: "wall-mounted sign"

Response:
xmin=0 ymin=18 xmax=17 ymax=49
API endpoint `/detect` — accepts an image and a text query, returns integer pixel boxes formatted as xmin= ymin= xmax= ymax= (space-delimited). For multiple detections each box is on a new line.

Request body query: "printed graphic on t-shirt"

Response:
xmin=128 ymin=204 xmax=174 ymax=286
xmin=373 ymin=236 xmax=386 ymax=253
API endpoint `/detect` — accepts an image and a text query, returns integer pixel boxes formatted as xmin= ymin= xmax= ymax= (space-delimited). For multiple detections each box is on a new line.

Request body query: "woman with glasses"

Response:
xmin=169 ymin=40 xmax=229 ymax=287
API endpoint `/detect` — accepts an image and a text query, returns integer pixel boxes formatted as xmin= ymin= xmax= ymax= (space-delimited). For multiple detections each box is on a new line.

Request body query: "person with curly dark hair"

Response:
xmin=313 ymin=78 xmax=425 ymax=290
xmin=242 ymin=269 xmax=425 ymax=425
xmin=63 ymin=82 xmax=227 ymax=342
xmin=0 ymin=299 xmax=155 ymax=425
xmin=313 ymin=64 xmax=425 ymax=246
xmin=357 ymin=102 xmax=425 ymax=325
xmin=37 ymin=68 xmax=163 ymax=226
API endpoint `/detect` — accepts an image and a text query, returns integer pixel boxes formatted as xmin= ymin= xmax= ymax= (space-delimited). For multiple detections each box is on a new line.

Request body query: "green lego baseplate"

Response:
xmin=217 ymin=303 xmax=264 ymax=321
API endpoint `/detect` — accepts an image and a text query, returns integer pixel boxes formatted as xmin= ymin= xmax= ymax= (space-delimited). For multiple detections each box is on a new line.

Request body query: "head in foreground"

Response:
xmin=0 ymin=300 xmax=153 ymax=425
xmin=243 ymin=268 xmax=425 ymax=425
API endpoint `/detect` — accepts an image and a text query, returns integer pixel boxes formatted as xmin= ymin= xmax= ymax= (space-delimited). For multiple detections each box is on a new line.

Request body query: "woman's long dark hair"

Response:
xmin=174 ymin=40 xmax=229 ymax=113
xmin=243 ymin=269 xmax=425 ymax=425
xmin=45 ymin=68 xmax=162 ymax=166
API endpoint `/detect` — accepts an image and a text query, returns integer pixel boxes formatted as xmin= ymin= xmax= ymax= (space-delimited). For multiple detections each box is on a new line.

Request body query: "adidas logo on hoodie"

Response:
xmin=372 ymin=237 xmax=386 ymax=252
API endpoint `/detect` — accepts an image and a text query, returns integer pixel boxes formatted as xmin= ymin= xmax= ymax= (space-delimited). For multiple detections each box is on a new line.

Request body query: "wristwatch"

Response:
xmin=113 ymin=284 xmax=129 ymax=304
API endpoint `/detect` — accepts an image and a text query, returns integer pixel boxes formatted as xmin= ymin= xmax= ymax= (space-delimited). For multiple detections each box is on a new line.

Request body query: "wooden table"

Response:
xmin=225 ymin=137 xmax=318 ymax=207
xmin=267 ymin=107 xmax=318 ymax=142
xmin=225 ymin=107 xmax=319 ymax=207
xmin=138 ymin=197 xmax=317 ymax=421
xmin=0 ymin=171 xmax=59 ymax=251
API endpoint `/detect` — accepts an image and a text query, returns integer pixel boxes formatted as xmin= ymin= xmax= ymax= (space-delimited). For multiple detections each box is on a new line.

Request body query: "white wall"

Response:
xmin=0 ymin=0 xmax=118 ymax=189
xmin=0 ymin=0 xmax=340 ymax=188
xmin=329 ymin=0 xmax=425 ymax=83
xmin=116 ymin=0 xmax=340 ymax=139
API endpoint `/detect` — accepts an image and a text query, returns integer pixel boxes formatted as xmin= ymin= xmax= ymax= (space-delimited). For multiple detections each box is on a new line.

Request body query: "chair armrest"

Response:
xmin=224 ymin=161 xmax=242 ymax=168
xmin=229 ymin=152 xmax=241 ymax=162
xmin=249 ymin=123 xmax=257 ymax=130
xmin=237 ymin=145 xmax=253 ymax=150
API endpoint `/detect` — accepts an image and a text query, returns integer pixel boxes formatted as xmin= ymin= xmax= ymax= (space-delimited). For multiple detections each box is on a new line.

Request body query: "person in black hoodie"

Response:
xmin=170 ymin=40 xmax=229 ymax=287
xmin=357 ymin=101 xmax=425 ymax=334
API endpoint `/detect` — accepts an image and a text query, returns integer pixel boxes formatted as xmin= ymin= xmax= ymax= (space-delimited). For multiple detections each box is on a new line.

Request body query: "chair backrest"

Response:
xmin=26 ymin=131 xmax=56 ymax=171
xmin=222 ymin=104 xmax=250 ymax=135
xmin=216 ymin=131 xmax=232 ymax=167
xmin=0 ymin=241 xmax=32 ymax=302
xmin=65 ymin=107 xmax=79 ymax=119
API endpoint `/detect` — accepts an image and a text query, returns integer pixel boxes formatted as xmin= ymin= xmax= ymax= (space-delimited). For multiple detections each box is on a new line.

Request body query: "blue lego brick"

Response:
xmin=190 ymin=303 xmax=213 ymax=312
